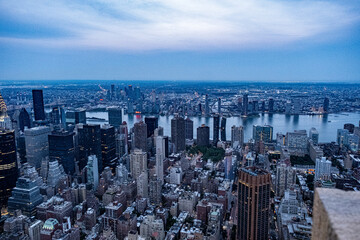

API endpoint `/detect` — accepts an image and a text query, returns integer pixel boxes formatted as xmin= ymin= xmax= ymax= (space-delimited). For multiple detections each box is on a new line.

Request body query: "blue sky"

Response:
xmin=0 ymin=0 xmax=360 ymax=82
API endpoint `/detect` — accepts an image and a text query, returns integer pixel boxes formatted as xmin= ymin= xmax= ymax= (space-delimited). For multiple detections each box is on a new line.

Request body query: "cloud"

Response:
xmin=0 ymin=0 xmax=359 ymax=51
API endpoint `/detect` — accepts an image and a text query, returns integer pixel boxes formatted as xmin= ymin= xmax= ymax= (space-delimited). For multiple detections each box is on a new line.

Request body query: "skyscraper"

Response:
xmin=77 ymin=124 xmax=102 ymax=171
xmin=309 ymin=127 xmax=319 ymax=145
xmin=52 ymin=106 xmax=60 ymax=125
xmin=134 ymin=121 xmax=147 ymax=151
xmin=205 ymin=94 xmax=210 ymax=116
xmin=242 ymin=93 xmax=249 ymax=116
xmin=213 ymin=114 xmax=220 ymax=145
xmin=337 ymin=129 xmax=349 ymax=148
xmin=197 ymin=124 xmax=210 ymax=147
xmin=220 ymin=117 xmax=227 ymax=141
xmin=48 ymin=131 xmax=75 ymax=175
xmin=231 ymin=125 xmax=244 ymax=148
xmin=66 ymin=108 xmax=86 ymax=125
xmin=101 ymin=124 xmax=117 ymax=170
xmin=25 ymin=126 xmax=51 ymax=171
xmin=0 ymin=92 xmax=11 ymax=130
xmin=155 ymin=136 xmax=165 ymax=184
xmin=268 ymin=98 xmax=274 ymax=112
xmin=253 ymin=125 xmax=273 ymax=143
xmin=145 ymin=116 xmax=158 ymax=138
xmin=171 ymin=115 xmax=185 ymax=153
xmin=107 ymin=107 xmax=122 ymax=128
xmin=185 ymin=117 xmax=193 ymax=140
xmin=275 ymin=163 xmax=295 ymax=197
xmin=87 ymin=155 xmax=99 ymax=190
xmin=0 ymin=130 xmax=18 ymax=207
xmin=32 ymin=90 xmax=46 ymax=121
xmin=323 ymin=97 xmax=330 ymax=113
xmin=238 ymin=167 xmax=271 ymax=240
xmin=315 ymin=157 xmax=331 ymax=181
xmin=18 ymin=108 xmax=31 ymax=132
xmin=130 ymin=149 xmax=147 ymax=180
xmin=217 ymin=98 xmax=221 ymax=114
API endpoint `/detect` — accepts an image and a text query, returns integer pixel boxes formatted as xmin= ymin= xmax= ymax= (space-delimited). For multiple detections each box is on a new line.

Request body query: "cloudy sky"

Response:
xmin=0 ymin=0 xmax=360 ymax=81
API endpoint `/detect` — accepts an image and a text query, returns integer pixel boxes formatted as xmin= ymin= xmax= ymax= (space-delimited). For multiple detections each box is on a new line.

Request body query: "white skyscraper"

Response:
xmin=130 ymin=149 xmax=147 ymax=180
xmin=155 ymin=136 xmax=165 ymax=184
xmin=315 ymin=157 xmax=331 ymax=181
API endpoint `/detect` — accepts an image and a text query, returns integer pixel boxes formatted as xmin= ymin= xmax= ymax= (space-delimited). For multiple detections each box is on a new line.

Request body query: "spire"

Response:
xmin=0 ymin=91 xmax=8 ymax=119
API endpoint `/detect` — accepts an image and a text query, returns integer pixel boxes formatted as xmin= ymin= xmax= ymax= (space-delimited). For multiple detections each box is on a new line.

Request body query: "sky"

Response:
xmin=0 ymin=0 xmax=360 ymax=82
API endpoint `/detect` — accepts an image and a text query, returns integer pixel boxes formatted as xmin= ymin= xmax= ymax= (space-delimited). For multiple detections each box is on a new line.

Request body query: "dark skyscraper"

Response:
xmin=268 ymin=98 xmax=274 ymax=112
xmin=344 ymin=123 xmax=355 ymax=134
xmin=185 ymin=117 xmax=194 ymax=140
xmin=134 ymin=121 xmax=148 ymax=151
xmin=0 ymin=130 xmax=18 ymax=207
xmin=18 ymin=108 xmax=31 ymax=131
xmin=32 ymin=89 xmax=45 ymax=121
xmin=238 ymin=167 xmax=271 ymax=240
xmin=324 ymin=97 xmax=330 ymax=113
xmin=197 ymin=124 xmax=210 ymax=147
xmin=218 ymin=97 xmax=221 ymax=114
xmin=145 ymin=116 xmax=158 ymax=138
xmin=220 ymin=117 xmax=227 ymax=141
xmin=108 ymin=107 xmax=122 ymax=128
xmin=66 ymin=108 xmax=86 ymax=125
xmin=171 ymin=115 xmax=185 ymax=153
xmin=253 ymin=125 xmax=273 ymax=143
xmin=243 ymin=93 xmax=249 ymax=115
xmin=213 ymin=115 xmax=220 ymax=144
xmin=48 ymin=131 xmax=75 ymax=175
xmin=52 ymin=106 xmax=60 ymax=125
xmin=77 ymin=124 xmax=102 ymax=171
xmin=101 ymin=125 xmax=117 ymax=170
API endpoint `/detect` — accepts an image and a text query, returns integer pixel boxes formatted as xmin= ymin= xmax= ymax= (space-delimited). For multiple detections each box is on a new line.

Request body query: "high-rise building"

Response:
xmin=292 ymin=98 xmax=301 ymax=114
xmin=66 ymin=108 xmax=86 ymax=125
xmin=145 ymin=116 xmax=158 ymax=138
xmin=25 ymin=126 xmax=51 ymax=171
xmin=87 ymin=155 xmax=99 ymax=190
xmin=275 ymin=163 xmax=295 ymax=197
xmin=220 ymin=117 xmax=227 ymax=141
xmin=46 ymin=159 xmax=66 ymax=187
xmin=101 ymin=124 xmax=117 ymax=170
xmin=315 ymin=157 xmax=331 ymax=181
xmin=155 ymin=136 xmax=165 ymax=184
xmin=286 ymin=130 xmax=308 ymax=154
xmin=337 ymin=129 xmax=349 ymax=148
xmin=149 ymin=175 xmax=162 ymax=205
xmin=213 ymin=115 xmax=220 ymax=144
xmin=137 ymin=171 xmax=148 ymax=198
xmin=323 ymin=97 xmax=329 ymax=113
xmin=197 ymin=124 xmax=210 ymax=147
xmin=344 ymin=123 xmax=355 ymax=134
xmin=48 ymin=131 xmax=75 ymax=175
xmin=77 ymin=124 xmax=102 ymax=171
xmin=107 ymin=107 xmax=122 ymax=128
xmin=268 ymin=98 xmax=274 ymax=112
xmin=130 ymin=149 xmax=147 ymax=180
xmin=309 ymin=127 xmax=319 ymax=145
xmin=217 ymin=98 xmax=221 ymax=114
xmin=253 ymin=125 xmax=273 ymax=143
xmin=185 ymin=118 xmax=193 ymax=140
xmin=7 ymin=176 xmax=44 ymax=217
xmin=0 ymin=130 xmax=18 ymax=207
xmin=32 ymin=90 xmax=46 ymax=121
xmin=171 ymin=115 xmax=185 ymax=153
xmin=237 ymin=167 xmax=271 ymax=240
xmin=134 ymin=121 xmax=147 ymax=151
xmin=51 ymin=106 xmax=60 ymax=125
xmin=205 ymin=94 xmax=210 ymax=116
xmin=231 ymin=125 xmax=244 ymax=148
xmin=242 ymin=93 xmax=249 ymax=116
xmin=18 ymin=108 xmax=31 ymax=132
xmin=0 ymin=92 xmax=11 ymax=130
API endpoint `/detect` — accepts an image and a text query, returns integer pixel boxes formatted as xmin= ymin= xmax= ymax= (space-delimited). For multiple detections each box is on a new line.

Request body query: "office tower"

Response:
xmin=77 ymin=124 xmax=102 ymax=171
xmin=197 ymin=124 xmax=210 ymax=147
xmin=0 ymin=130 xmax=18 ymax=207
xmin=46 ymin=159 xmax=66 ymax=187
xmin=48 ymin=131 xmax=75 ymax=175
xmin=315 ymin=157 xmax=331 ymax=181
xmin=87 ymin=155 xmax=99 ymax=190
xmin=134 ymin=121 xmax=147 ymax=151
xmin=292 ymin=98 xmax=301 ymax=114
xmin=217 ymin=98 xmax=221 ymax=114
xmin=110 ymin=84 xmax=115 ymax=99
xmin=163 ymin=136 xmax=169 ymax=158
xmin=0 ymin=92 xmax=11 ymax=130
xmin=66 ymin=108 xmax=86 ymax=125
xmin=323 ymin=97 xmax=329 ymax=113
xmin=18 ymin=108 xmax=31 ymax=132
xmin=238 ymin=167 xmax=271 ymax=240
xmin=25 ymin=126 xmax=51 ymax=171
xmin=137 ymin=171 xmax=148 ymax=198
xmin=224 ymin=148 xmax=236 ymax=180
xmin=127 ymin=99 xmax=134 ymax=114
xmin=344 ymin=123 xmax=355 ymax=134
xmin=268 ymin=98 xmax=274 ymax=112
xmin=309 ymin=127 xmax=319 ymax=145
xmin=117 ymin=121 xmax=128 ymax=158
xmin=116 ymin=164 xmax=129 ymax=184
xmin=275 ymin=163 xmax=295 ymax=197
xmin=171 ymin=115 xmax=185 ymax=153
xmin=107 ymin=107 xmax=122 ymax=128
xmin=185 ymin=118 xmax=193 ymax=140
xmin=7 ymin=176 xmax=44 ymax=217
xmin=242 ymin=93 xmax=249 ymax=115
xmin=205 ymin=94 xmax=210 ymax=116
xmin=149 ymin=175 xmax=162 ymax=205
xmin=32 ymin=90 xmax=46 ymax=121
xmin=52 ymin=106 xmax=60 ymax=125
xmin=253 ymin=125 xmax=273 ymax=143
xmin=220 ymin=117 xmax=227 ymax=141
xmin=337 ymin=129 xmax=349 ymax=148
xmin=155 ymin=136 xmax=165 ymax=184
xmin=145 ymin=116 xmax=158 ymax=137
xmin=130 ymin=149 xmax=147 ymax=180
xmin=60 ymin=107 xmax=66 ymax=129
xmin=100 ymin=124 xmax=117 ymax=170
xmin=213 ymin=114 xmax=220 ymax=144
xmin=231 ymin=125 xmax=244 ymax=148
xmin=286 ymin=130 xmax=308 ymax=154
